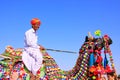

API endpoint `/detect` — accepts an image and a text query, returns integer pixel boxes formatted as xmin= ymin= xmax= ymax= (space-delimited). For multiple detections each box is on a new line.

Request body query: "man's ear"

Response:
xmin=85 ymin=36 xmax=89 ymax=42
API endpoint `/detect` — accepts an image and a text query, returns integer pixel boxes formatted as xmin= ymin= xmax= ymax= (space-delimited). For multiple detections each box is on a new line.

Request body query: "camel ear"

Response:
xmin=88 ymin=32 xmax=93 ymax=40
xmin=108 ymin=37 xmax=112 ymax=45
xmin=85 ymin=36 xmax=89 ymax=42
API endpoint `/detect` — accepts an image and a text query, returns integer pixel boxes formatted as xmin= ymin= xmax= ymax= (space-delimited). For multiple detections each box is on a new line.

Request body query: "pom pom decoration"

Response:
xmin=92 ymin=76 xmax=96 ymax=79
xmin=89 ymin=66 xmax=96 ymax=73
xmin=94 ymin=30 xmax=101 ymax=36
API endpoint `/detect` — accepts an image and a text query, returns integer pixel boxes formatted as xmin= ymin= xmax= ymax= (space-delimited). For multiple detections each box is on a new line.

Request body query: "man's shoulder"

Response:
xmin=25 ymin=28 xmax=33 ymax=35
xmin=25 ymin=28 xmax=34 ymax=33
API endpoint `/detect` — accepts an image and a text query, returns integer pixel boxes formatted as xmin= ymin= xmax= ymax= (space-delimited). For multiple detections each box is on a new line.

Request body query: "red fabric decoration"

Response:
xmin=104 ymin=35 xmax=108 ymax=38
xmin=96 ymin=56 xmax=103 ymax=64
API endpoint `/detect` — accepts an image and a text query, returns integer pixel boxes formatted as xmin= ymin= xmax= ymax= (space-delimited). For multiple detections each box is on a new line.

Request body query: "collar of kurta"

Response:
xmin=31 ymin=28 xmax=36 ymax=33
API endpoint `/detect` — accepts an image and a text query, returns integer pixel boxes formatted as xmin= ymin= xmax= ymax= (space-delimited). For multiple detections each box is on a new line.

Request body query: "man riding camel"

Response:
xmin=22 ymin=18 xmax=44 ymax=79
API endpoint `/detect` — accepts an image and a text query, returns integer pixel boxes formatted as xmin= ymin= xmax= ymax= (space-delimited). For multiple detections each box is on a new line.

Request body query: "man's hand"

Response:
xmin=39 ymin=45 xmax=45 ymax=51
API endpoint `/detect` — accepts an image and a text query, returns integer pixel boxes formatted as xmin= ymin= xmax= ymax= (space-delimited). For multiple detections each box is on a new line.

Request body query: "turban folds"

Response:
xmin=31 ymin=18 xmax=41 ymax=25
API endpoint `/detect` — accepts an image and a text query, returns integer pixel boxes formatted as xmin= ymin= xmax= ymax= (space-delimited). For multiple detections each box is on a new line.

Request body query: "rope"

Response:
xmin=46 ymin=48 xmax=77 ymax=54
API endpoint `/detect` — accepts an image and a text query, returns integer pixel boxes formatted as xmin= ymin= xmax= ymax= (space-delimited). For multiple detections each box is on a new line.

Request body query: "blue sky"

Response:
xmin=0 ymin=0 xmax=120 ymax=74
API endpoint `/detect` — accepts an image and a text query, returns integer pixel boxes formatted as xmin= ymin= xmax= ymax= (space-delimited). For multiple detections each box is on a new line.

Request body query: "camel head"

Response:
xmin=72 ymin=35 xmax=112 ymax=79
xmin=80 ymin=34 xmax=112 ymax=54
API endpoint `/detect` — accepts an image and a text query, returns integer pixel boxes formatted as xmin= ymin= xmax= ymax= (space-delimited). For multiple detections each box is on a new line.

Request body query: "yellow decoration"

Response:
xmin=94 ymin=30 xmax=101 ymax=36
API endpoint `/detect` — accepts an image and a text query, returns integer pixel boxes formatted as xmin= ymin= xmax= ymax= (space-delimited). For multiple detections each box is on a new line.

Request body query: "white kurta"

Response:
xmin=22 ymin=28 xmax=43 ymax=75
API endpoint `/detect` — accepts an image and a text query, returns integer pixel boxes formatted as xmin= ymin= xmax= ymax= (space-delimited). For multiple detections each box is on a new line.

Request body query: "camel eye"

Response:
xmin=88 ymin=46 xmax=92 ymax=49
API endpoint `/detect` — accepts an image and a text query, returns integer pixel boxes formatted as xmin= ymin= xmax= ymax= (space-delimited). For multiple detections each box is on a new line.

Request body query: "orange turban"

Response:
xmin=31 ymin=18 xmax=41 ymax=25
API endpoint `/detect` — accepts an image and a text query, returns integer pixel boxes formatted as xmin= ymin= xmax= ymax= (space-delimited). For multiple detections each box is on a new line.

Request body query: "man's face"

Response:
xmin=32 ymin=23 xmax=40 ymax=31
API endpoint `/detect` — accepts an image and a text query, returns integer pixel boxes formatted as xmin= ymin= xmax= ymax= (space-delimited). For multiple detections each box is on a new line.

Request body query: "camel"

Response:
xmin=0 ymin=34 xmax=114 ymax=80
